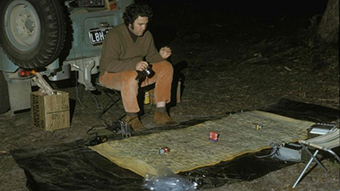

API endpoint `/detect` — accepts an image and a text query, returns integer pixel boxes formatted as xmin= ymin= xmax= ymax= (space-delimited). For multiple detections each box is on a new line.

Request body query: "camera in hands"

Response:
xmin=136 ymin=63 xmax=155 ymax=80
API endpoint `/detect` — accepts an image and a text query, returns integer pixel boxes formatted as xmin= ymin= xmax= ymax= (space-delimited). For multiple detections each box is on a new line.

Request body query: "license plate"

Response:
xmin=88 ymin=27 xmax=111 ymax=45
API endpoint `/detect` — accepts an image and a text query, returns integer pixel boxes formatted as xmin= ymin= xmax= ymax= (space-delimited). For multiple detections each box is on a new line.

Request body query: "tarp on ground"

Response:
xmin=10 ymin=99 xmax=339 ymax=191
xmin=89 ymin=110 xmax=315 ymax=177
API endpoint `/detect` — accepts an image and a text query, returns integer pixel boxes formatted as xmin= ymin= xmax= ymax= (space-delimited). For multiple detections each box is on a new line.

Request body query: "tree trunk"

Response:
xmin=317 ymin=0 xmax=339 ymax=44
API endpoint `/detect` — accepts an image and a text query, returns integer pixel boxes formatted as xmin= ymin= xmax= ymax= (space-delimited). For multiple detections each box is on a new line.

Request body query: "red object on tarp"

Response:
xmin=209 ymin=131 xmax=219 ymax=142
xmin=163 ymin=147 xmax=170 ymax=153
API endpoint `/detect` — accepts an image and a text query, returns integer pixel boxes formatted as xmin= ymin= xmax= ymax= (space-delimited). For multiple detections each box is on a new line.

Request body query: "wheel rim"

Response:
xmin=4 ymin=0 xmax=41 ymax=52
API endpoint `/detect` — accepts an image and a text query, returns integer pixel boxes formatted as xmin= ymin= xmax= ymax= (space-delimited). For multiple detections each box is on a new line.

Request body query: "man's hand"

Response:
xmin=159 ymin=46 xmax=172 ymax=59
xmin=135 ymin=61 xmax=149 ymax=71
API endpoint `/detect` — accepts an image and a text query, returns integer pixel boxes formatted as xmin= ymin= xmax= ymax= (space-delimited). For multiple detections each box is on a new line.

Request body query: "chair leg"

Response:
xmin=293 ymin=150 xmax=319 ymax=188
xmin=326 ymin=149 xmax=340 ymax=162
xmin=303 ymin=145 xmax=328 ymax=173
xmin=99 ymin=101 xmax=115 ymax=118
xmin=98 ymin=88 xmax=123 ymax=118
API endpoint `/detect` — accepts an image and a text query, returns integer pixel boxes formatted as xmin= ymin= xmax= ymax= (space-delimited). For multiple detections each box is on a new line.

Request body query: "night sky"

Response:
xmin=135 ymin=0 xmax=328 ymax=19
xmin=133 ymin=0 xmax=330 ymax=49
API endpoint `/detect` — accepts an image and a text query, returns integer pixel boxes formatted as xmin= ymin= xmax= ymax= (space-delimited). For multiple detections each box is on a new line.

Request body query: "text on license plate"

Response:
xmin=88 ymin=27 xmax=111 ymax=45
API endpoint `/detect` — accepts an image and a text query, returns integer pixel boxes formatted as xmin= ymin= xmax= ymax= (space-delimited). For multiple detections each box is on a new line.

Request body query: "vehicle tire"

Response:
xmin=0 ymin=0 xmax=66 ymax=69
xmin=0 ymin=72 xmax=10 ymax=114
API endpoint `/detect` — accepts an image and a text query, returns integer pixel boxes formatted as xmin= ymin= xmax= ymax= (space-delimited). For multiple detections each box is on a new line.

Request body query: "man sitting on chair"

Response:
xmin=98 ymin=3 xmax=176 ymax=131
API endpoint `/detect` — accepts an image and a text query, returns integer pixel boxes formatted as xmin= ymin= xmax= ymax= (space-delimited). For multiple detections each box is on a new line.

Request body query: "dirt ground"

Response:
xmin=1 ymin=2 xmax=339 ymax=191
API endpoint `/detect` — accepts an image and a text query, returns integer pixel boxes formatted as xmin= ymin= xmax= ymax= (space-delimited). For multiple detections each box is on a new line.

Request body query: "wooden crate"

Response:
xmin=31 ymin=91 xmax=70 ymax=131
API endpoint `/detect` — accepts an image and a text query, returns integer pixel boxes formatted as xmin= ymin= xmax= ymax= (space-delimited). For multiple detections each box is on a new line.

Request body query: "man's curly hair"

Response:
xmin=123 ymin=4 xmax=153 ymax=26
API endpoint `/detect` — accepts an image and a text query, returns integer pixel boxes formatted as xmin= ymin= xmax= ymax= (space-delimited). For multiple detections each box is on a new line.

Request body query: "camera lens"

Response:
xmin=144 ymin=68 xmax=151 ymax=76
xmin=141 ymin=64 xmax=155 ymax=78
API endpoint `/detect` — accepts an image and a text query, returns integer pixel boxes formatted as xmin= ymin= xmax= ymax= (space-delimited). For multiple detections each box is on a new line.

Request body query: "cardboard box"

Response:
xmin=31 ymin=91 xmax=70 ymax=131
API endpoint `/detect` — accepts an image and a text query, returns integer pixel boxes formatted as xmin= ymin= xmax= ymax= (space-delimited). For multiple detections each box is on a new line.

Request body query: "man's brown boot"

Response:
xmin=153 ymin=111 xmax=177 ymax=125
xmin=125 ymin=115 xmax=145 ymax=132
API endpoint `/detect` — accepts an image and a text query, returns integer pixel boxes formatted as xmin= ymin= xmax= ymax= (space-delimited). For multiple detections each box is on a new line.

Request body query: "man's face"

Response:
xmin=128 ymin=16 xmax=148 ymax=36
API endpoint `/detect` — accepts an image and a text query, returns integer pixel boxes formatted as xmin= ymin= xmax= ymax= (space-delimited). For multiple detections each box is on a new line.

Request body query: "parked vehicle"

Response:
xmin=0 ymin=0 xmax=134 ymax=114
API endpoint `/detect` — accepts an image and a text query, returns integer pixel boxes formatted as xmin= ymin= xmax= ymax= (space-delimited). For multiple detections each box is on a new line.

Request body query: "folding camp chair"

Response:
xmin=96 ymin=83 xmax=125 ymax=120
xmin=292 ymin=128 xmax=340 ymax=188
